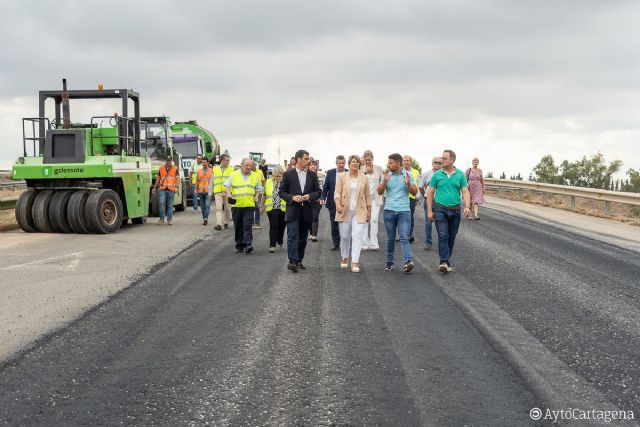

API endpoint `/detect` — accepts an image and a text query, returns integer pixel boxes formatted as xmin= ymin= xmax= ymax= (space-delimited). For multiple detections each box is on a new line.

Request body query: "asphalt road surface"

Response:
xmin=0 ymin=205 xmax=638 ymax=426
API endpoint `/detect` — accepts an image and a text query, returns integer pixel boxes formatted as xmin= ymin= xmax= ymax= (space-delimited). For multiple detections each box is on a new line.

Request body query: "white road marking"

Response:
xmin=1 ymin=251 xmax=83 ymax=272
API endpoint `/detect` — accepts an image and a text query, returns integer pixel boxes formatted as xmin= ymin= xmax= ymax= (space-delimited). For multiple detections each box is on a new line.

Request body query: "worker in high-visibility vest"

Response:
xmin=225 ymin=158 xmax=262 ymax=253
xmin=261 ymin=167 xmax=286 ymax=252
xmin=190 ymin=154 xmax=203 ymax=214
xmin=196 ymin=158 xmax=213 ymax=226
xmin=403 ymin=155 xmax=421 ymax=243
xmin=153 ymin=156 xmax=179 ymax=225
xmin=211 ymin=153 xmax=234 ymax=231
xmin=251 ymin=161 xmax=266 ymax=230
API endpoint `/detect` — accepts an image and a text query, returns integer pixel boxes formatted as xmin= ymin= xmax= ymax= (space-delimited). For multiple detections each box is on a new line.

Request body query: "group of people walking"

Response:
xmin=153 ymin=148 xmax=487 ymax=275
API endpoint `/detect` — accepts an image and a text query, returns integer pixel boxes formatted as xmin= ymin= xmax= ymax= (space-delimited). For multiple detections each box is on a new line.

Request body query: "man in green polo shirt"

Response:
xmin=426 ymin=149 xmax=471 ymax=273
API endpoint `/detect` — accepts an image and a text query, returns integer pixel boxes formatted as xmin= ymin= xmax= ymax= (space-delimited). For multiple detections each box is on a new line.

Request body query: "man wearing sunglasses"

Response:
xmin=418 ymin=156 xmax=442 ymax=250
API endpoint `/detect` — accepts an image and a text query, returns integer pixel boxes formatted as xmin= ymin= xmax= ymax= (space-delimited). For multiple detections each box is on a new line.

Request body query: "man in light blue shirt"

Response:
xmin=377 ymin=153 xmax=418 ymax=273
xmin=419 ymin=156 xmax=442 ymax=250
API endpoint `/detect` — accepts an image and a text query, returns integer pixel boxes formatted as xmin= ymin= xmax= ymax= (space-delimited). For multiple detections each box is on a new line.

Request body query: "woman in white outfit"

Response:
xmin=361 ymin=150 xmax=384 ymax=250
xmin=335 ymin=155 xmax=372 ymax=272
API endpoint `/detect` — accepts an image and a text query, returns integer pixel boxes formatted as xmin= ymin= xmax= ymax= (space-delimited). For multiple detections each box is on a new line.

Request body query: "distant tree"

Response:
xmin=626 ymin=168 xmax=640 ymax=192
xmin=615 ymin=179 xmax=620 ymax=191
xmin=486 ymin=171 xmax=494 ymax=178
xmin=510 ymin=173 xmax=523 ymax=180
xmin=531 ymin=154 xmax=561 ymax=184
xmin=560 ymin=153 xmax=622 ymax=189
xmin=410 ymin=159 xmax=422 ymax=174
xmin=500 ymin=171 xmax=506 ymax=179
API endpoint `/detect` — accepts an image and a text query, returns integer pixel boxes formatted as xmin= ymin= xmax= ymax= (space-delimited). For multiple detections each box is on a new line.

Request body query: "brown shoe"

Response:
xmin=157 ymin=219 xmax=164 ymax=226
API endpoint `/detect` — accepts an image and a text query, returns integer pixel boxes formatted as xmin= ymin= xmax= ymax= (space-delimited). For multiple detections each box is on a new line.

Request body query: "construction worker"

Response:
xmin=225 ymin=158 xmax=262 ymax=254
xmin=153 ymin=155 xmax=178 ymax=225
xmin=196 ymin=158 xmax=213 ymax=225
xmin=403 ymin=155 xmax=420 ymax=243
xmin=190 ymin=154 xmax=203 ymax=214
xmin=261 ymin=166 xmax=286 ymax=252
xmin=252 ymin=160 xmax=266 ymax=229
xmin=211 ymin=153 xmax=234 ymax=231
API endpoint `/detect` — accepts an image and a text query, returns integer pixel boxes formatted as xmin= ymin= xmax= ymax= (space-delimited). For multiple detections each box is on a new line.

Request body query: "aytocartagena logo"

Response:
xmin=41 ymin=167 xmax=53 ymax=177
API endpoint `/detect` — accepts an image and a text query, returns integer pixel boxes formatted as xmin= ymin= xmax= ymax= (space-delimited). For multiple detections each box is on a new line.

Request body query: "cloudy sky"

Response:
xmin=1 ymin=0 xmax=639 ymax=177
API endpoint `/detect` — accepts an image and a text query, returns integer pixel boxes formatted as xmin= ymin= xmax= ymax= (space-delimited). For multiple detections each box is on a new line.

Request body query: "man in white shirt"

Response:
xmin=419 ymin=156 xmax=442 ymax=250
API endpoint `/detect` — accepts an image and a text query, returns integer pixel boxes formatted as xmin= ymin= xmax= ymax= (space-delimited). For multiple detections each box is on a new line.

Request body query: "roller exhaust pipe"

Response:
xmin=62 ymin=78 xmax=71 ymax=129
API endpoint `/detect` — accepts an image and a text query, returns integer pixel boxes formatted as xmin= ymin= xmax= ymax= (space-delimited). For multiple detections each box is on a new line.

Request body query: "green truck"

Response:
xmin=170 ymin=121 xmax=220 ymax=204
xmin=12 ymin=80 xmax=151 ymax=233
xmin=141 ymin=116 xmax=187 ymax=216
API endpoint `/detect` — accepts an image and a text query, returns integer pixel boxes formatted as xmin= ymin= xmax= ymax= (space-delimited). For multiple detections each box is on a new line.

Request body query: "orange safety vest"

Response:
xmin=196 ymin=167 xmax=213 ymax=194
xmin=159 ymin=165 xmax=178 ymax=192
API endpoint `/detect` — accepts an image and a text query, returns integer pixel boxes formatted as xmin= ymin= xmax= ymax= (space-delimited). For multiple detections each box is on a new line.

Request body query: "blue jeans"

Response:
xmin=198 ymin=193 xmax=210 ymax=219
xmin=423 ymin=202 xmax=433 ymax=244
xmin=383 ymin=209 xmax=412 ymax=265
xmin=193 ymin=186 xmax=199 ymax=211
xmin=254 ymin=194 xmax=262 ymax=225
xmin=434 ymin=205 xmax=462 ymax=266
xmin=158 ymin=189 xmax=174 ymax=220
xmin=286 ymin=218 xmax=310 ymax=264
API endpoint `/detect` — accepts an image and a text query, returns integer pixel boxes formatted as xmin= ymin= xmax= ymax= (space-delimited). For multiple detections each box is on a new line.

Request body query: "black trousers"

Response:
xmin=232 ymin=207 xmax=254 ymax=249
xmin=310 ymin=202 xmax=322 ymax=236
xmin=328 ymin=208 xmax=340 ymax=246
xmin=267 ymin=209 xmax=286 ymax=247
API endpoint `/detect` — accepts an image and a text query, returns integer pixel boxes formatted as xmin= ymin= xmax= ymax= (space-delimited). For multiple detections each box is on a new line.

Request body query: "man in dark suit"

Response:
xmin=320 ymin=155 xmax=346 ymax=250
xmin=279 ymin=149 xmax=322 ymax=272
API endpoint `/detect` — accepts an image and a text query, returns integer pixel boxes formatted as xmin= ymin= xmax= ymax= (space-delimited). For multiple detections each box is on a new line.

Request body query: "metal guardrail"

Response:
xmin=0 ymin=181 xmax=27 ymax=191
xmin=484 ymin=178 xmax=640 ymax=215
xmin=0 ymin=196 xmax=18 ymax=210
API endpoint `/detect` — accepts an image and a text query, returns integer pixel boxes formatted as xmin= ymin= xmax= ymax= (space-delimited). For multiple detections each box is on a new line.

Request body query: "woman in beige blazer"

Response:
xmin=335 ymin=154 xmax=372 ymax=272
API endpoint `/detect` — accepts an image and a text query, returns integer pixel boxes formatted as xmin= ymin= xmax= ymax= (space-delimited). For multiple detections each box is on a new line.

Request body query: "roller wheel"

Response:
xmin=84 ymin=189 xmax=123 ymax=234
xmin=49 ymin=190 xmax=74 ymax=233
xmin=149 ymin=190 xmax=159 ymax=217
xmin=32 ymin=190 xmax=55 ymax=232
xmin=131 ymin=216 xmax=147 ymax=225
xmin=67 ymin=190 xmax=92 ymax=234
xmin=176 ymin=182 xmax=187 ymax=212
xmin=15 ymin=190 xmax=38 ymax=232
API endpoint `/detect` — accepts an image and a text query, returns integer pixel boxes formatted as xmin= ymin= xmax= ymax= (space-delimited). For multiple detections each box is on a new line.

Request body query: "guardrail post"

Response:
xmin=570 ymin=196 xmax=576 ymax=209
xmin=518 ymin=188 xmax=523 ymax=201
xmin=605 ymin=201 xmax=611 ymax=216
xmin=498 ymin=186 xmax=503 ymax=198
xmin=543 ymin=192 xmax=549 ymax=205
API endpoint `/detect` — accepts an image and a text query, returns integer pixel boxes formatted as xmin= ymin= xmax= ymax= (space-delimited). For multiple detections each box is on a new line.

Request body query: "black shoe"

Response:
xmin=214 ymin=225 xmax=222 ymax=231
xmin=244 ymin=246 xmax=254 ymax=254
xmin=203 ymin=219 xmax=208 ymax=225
xmin=403 ymin=261 xmax=415 ymax=273
xmin=331 ymin=245 xmax=339 ymax=251
xmin=224 ymin=224 xmax=229 ymax=229
xmin=287 ymin=263 xmax=299 ymax=272
xmin=235 ymin=248 xmax=244 ymax=253
xmin=424 ymin=243 xmax=432 ymax=250
xmin=296 ymin=262 xmax=307 ymax=270
xmin=409 ymin=236 xmax=415 ymax=243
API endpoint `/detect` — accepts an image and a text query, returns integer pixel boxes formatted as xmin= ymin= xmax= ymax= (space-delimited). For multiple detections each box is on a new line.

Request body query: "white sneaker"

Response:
xmin=340 ymin=258 xmax=348 ymax=269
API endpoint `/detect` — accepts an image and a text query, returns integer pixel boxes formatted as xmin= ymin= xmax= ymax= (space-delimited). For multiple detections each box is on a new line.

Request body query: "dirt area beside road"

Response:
xmin=486 ymin=189 xmax=640 ymax=227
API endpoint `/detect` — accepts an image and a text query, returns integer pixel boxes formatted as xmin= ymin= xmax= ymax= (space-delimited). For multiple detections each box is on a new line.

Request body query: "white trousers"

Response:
xmin=214 ymin=193 xmax=232 ymax=226
xmin=339 ymin=210 xmax=366 ymax=263
xmin=362 ymin=201 xmax=381 ymax=248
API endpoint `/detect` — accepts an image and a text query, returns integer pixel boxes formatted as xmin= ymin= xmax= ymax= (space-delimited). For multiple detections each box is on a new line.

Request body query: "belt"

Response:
xmin=434 ymin=202 xmax=460 ymax=211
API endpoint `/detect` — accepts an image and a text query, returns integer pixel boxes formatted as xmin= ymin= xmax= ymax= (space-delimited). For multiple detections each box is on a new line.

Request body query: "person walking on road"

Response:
xmin=418 ymin=156 xmax=442 ymax=250
xmin=279 ymin=150 xmax=321 ymax=272
xmin=252 ymin=161 xmax=266 ymax=230
xmin=361 ymin=150 xmax=384 ymax=251
xmin=465 ymin=157 xmax=486 ymax=220
xmin=212 ymin=154 xmax=234 ymax=231
xmin=262 ymin=167 xmax=287 ymax=252
xmin=335 ymin=155 xmax=372 ymax=272
xmin=320 ymin=155 xmax=347 ymax=250
xmin=195 ymin=158 xmax=213 ymax=225
xmin=191 ymin=154 xmax=203 ymax=214
xmin=308 ymin=159 xmax=322 ymax=242
xmin=377 ymin=153 xmax=418 ymax=273
xmin=427 ymin=150 xmax=471 ymax=273
xmin=225 ymin=158 xmax=262 ymax=254
xmin=403 ymin=155 xmax=420 ymax=243
xmin=153 ymin=156 xmax=179 ymax=226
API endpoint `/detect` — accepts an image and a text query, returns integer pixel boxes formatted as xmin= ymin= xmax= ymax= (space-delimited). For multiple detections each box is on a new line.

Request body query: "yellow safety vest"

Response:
xmin=264 ymin=179 xmax=286 ymax=212
xmin=196 ymin=167 xmax=213 ymax=194
xmin=409 ymin=168 xmax=419 ymax=199
xmin=230 ymin=170 xmax=259 ymax=208
xmin=212 ymin=165 xmax=234 ymax=194
xmin=191 ymin=162 xmax=203 ymax=184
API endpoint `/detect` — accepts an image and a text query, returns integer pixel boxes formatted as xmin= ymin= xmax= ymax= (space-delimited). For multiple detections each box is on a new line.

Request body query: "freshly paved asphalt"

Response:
xmin=0 ymin=205 xmax=638 ymax=425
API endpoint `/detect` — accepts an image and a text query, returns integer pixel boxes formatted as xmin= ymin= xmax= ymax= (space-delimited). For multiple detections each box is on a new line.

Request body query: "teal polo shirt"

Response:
xmin=384 ymin=169 xmax=415 ymax=212
xmin=429 ymin=168 xmax=468 ymax=207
